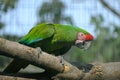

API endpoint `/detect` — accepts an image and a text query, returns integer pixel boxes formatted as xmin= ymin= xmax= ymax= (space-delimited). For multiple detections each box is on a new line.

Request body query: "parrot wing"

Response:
xmin=19 ymin=23 xmax=55 ymax=45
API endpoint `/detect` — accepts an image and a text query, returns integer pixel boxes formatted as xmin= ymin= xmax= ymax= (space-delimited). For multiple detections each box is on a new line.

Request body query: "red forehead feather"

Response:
xmin=84 ymin=34 xmax=94 ymax=41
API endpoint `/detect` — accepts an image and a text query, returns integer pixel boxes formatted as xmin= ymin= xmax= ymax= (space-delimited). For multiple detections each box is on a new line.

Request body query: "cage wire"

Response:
xmin=0 ymin=0 xmax=120 ymax=37
xmin=0 ymin=0 xmax=120 ymax=68
xmin=0 ymin=0 xmax=120 ymax=36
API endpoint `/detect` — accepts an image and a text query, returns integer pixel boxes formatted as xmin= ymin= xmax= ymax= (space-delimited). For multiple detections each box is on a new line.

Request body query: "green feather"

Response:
xmin=19 ymin=23 xmax=91 ymax=55
xmin=52 ymin=24 xmax=89 ymax=43
xmin=19 ymin=23 xmax=55 ymax=45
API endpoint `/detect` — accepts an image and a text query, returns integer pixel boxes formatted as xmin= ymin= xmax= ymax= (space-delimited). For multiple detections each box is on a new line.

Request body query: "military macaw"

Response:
xmin=3 ymin=23 xmax=94 ymax=73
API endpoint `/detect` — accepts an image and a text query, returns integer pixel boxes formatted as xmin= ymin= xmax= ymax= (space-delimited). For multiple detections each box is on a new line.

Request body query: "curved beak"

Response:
xmin=84 ymin=34 xmax=94 ymax=41
xmin=83 ymin=41 xmax=91 ymax=50
xmin=75 ymin=41 xmax=91 ymax=50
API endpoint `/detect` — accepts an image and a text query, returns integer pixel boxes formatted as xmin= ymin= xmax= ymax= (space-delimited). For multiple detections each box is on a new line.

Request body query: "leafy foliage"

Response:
xmin=0 ymin=0 xmax=18 ymax=12
xmin=0 ymin=0 xmax=18 ymax=29
xmin=37 ymin=0 xmax=73 ymax=24
xmin=0 ymin=0 xmax=18 ymax=68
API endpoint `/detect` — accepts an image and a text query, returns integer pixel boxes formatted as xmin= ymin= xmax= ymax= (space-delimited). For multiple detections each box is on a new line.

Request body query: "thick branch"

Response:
xmin=82 ymin=62 xmax=120 ymax=80
xmin=0 ymin=38 xmax=120 ymax=80
xmin=100 ymin=0 xmax=120 ymax=18
xmin=0 ymin=75 xmax=36 ymax=80
xmin=0 ymin=38 xmax=83 ymax=79
xmin=0 ymin=72 xmax=52 ymax=80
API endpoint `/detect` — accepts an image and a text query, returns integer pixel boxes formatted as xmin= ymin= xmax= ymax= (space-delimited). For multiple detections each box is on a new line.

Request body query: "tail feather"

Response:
xmin=3 ymin=59 xmax=29 ymax=73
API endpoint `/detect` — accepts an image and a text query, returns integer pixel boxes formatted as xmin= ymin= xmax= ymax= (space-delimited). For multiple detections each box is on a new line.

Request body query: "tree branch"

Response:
xmin=100 ymin=0 xmax=120 ymax=18
xmin=82 ymin=63 xmax=120 ymax=80
xmin=0 ymin=75 xmax=36 ymax=80
xmin=0 ymin=72 xmax=52 ymax=80
xmin=0 ymin=38 xmax=83 ymax=80
xmin=0 ymin=38 xmax=120 ymax=80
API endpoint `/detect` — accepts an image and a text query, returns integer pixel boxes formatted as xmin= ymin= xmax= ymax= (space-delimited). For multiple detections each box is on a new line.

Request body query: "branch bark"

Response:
xmin=83 ymin=63 xmax=120 ymax=80
xmin=0 ymin=75 xmax=36 ymax=80
xmin=0 ymin=38 xmax=120 ymax=80
xmin=0 ymin=38 xmax=83 ymax=80
xmin=100 ymin=0 xmax=120 ymax=18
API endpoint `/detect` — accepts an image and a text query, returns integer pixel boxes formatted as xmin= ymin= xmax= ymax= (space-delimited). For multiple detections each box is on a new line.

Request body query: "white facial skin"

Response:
xmin=75 ymin=32 xmax=85 ymax=44
xmin=75 ymin=32 xmax=92 ymax=49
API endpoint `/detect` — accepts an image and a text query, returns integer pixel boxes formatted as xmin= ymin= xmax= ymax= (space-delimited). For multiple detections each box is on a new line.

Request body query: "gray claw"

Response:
xmin=58 ymin=56 xmax=64 ymax=66
xmin=36 ymin=47 xmax=42 ymax=58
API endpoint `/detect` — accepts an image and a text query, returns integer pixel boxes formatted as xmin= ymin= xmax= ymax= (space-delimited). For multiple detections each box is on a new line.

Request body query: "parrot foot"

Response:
xmin=58 ymin=56 xmax=64 ymax=65
xmin=36 ymin=47 xmax=42 ymax=58
xmin=58 ymin=56 xmax=70 ymax=72
xmin=77 ymin=63 xmax=93 ymax=72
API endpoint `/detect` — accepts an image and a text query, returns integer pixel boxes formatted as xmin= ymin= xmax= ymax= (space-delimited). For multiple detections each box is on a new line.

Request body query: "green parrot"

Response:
xmin=3 ymin=23 xmax=94 ymax=73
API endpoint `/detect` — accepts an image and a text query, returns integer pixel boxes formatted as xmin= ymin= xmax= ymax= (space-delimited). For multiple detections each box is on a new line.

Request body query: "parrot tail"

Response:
xmin=3 ymin=59 xmax=29 ymax=73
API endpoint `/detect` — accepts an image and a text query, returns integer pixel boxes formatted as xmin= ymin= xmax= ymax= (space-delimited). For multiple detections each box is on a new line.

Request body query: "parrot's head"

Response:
xmin=75 ymin=32 xmax=94 ymax=50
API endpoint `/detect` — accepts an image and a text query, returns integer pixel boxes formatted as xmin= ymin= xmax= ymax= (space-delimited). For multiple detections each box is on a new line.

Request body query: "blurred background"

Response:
xmin=0 ymin=0 xmax=120 ymax=71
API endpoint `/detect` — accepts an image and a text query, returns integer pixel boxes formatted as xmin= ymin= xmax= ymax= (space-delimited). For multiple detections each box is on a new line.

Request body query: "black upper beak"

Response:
xmin=75 ymin=41 xmax=91 ymax=50
xmin=75 ymin=41 xmax=85 ymax=49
